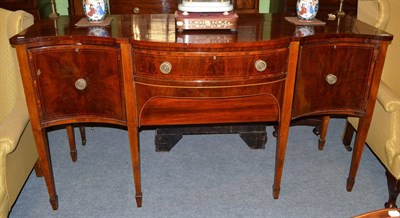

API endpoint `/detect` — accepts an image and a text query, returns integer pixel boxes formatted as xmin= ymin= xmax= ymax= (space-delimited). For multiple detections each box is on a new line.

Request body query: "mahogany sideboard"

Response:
xmin=10 ymin=13 xmax=392 ymax=210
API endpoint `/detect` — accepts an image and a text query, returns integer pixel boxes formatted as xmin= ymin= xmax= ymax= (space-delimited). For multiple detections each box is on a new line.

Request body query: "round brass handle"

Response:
xmin=255 ymin=60 xmax=267 ymax=72
xmin=75 ymin=78 xmax=87 ymax=90
xmin=133 ymin=7 xmax=140 ymax=13
xmin=160 ymin=61 xmax=172 ymax=74
xmin=326 ymin=74 xmax=338 ymax=85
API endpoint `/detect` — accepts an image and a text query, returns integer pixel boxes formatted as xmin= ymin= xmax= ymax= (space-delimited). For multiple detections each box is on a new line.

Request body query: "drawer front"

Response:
xmin=133 ymin=48 xmax=289 ymax=82
xmin=135 ymin=82 xmax=284 ymax=126
xmin=292 ymin=42 xmax=378 ymax=118
xmin=139 ymin=95 xmax=280 ymax=126
xmin=29 ymin=45 xmax=126 ymax=124
xmin=110 ymin=0 xmax=177 ymax=14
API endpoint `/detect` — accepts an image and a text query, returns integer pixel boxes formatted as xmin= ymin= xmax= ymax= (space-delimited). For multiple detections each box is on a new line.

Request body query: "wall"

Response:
xmin=260 ymin=0 xmax=270 ymax=12
xmin=55 ymin=0 xmax=69 ymax=15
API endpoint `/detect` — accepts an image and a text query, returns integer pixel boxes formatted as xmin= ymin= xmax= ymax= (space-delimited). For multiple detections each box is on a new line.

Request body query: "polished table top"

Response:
xmin=10 ymin=13 xmax=393 ymax=46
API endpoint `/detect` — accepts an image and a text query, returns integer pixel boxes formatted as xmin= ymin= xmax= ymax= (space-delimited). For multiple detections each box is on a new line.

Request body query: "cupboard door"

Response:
xmin=292 ymin=42 xmax=379 ymax=118
xmin=29 ymin=45 xmax=126 ymax=124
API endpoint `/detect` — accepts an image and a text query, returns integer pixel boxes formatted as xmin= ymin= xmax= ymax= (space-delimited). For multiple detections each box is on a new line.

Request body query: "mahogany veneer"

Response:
xmin=10 ymin=13 xmax=392 ymax=210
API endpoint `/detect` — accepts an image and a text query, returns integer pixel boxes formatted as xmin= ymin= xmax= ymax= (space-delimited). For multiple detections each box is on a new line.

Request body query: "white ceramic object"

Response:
xmin=83 ymin=0 xmax=107 ymax=22
xmin=296 ymin=0 xmax=319 ymax=20
xmin=178 ymin=0 xmax=233 ymax=12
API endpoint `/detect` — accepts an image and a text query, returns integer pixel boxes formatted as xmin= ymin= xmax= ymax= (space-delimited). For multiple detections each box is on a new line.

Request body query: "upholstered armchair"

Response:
xmin=0 ymin=8 xmax=37 ymax=217
xmin=1 ymin=7 xmax=87 ymax=216
xmin=343 ymin=0 xmax=399 ymax=208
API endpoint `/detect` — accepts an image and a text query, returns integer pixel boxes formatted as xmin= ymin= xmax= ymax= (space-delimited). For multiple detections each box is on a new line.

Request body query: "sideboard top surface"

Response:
xmin=10 ymin=13 xmax=393 ymax=46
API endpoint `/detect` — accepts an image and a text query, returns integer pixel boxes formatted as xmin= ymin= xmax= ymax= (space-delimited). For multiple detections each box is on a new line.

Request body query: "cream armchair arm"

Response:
xmin=377 ymin=81 xmax=400 ymax=113
xmin=0 ymin=97 xmax=30 ymax=154
xmin=375 ymin=81 xmax=400 ymax=179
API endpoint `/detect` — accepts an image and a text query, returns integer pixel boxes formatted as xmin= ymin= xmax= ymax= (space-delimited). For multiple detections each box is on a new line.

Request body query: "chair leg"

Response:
xmin=385 ymin=170 xmax=399 ymax=208
xmin=342 ymin=121 xmax=354 ymax=151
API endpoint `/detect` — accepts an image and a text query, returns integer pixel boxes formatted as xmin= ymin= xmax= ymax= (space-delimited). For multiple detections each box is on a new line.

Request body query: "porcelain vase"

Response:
xmin=296 ymin=0 xmax=319 ymax=20
xmin=83 ymin=0 xmax=107 ymax=22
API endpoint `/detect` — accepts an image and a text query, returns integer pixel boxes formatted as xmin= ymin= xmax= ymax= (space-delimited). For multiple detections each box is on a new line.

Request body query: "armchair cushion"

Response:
xmin=0 ymin=98 xmax=29 ymax=154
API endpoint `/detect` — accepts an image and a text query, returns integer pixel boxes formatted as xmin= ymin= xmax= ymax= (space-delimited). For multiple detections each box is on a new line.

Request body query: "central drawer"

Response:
xmin=133 ymin=48 xmax=289 ymax=83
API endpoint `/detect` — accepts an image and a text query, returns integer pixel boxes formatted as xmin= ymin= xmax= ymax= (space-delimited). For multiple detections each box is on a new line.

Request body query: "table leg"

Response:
xmin=34 ymin=128 xmax=58 ymax=210
xmin=33 ymin=159 xmax=43 ymax=177
xmin=347 ymin=116 xmax=370 ymax=191
xmin=273 ymin=41 xmax=299 ymax=199
xmin=317 ymin=116 xmax=330 ymax=150
xmin=66 ymin=125 xmax=77 ymax=162
xmin=273 ymin=120 xmax=291 ymax=199
xmin=128 ymin=126 xmax=142 ymax=207
xmin=79 ymin=126 xmax=86 ymax=145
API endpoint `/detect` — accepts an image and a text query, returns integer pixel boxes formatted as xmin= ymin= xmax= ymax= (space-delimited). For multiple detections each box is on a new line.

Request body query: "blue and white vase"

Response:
xmin=83 ymin=0 xmax=108 ymax=22
xmin=88 ymin=27 xmax=110 ymax=37
xmin=296 ymin=0 xmax=319 ymax=20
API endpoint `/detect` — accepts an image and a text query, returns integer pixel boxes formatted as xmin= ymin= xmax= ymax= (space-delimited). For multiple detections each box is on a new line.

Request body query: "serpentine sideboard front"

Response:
xmin=10 ymin=13 xmax=393 ymax=210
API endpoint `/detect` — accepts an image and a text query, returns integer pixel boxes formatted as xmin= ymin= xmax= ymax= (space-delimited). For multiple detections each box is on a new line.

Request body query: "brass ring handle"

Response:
xmin=160 ymin=61 xmax=172 ymax=74
xmin=75 ymin=78 xmax=87 ymax=90
xmin=326 ymin=74 xmax=337 ymax=85
xmin=255 ymin=60 xmax=267 ymax=72
xmin=133 ymin=7 xmax=140 ymax=13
